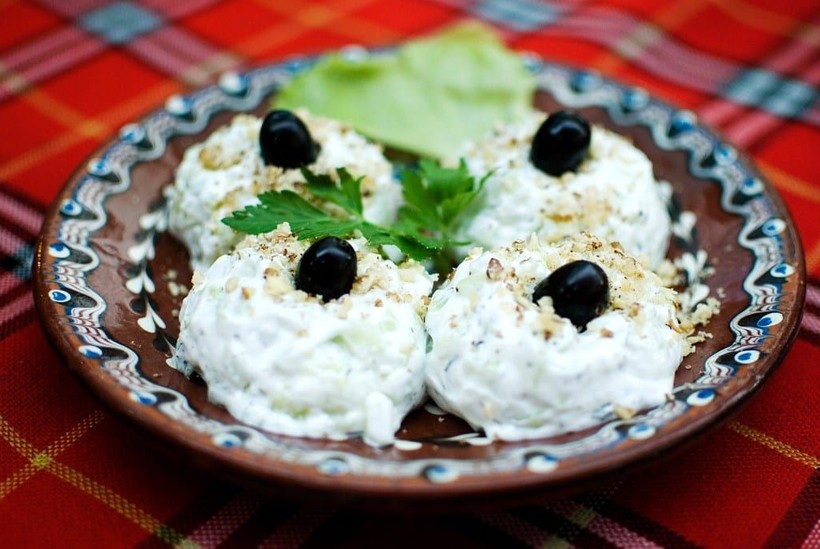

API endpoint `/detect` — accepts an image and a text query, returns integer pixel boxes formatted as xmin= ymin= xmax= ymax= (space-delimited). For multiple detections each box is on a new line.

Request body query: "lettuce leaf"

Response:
xmin=273 ymin=22 xmax=535 ymax=159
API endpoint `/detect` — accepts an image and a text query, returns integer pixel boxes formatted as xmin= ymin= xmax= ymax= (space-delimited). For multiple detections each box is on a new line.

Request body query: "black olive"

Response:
xmin=529 ymin=111 xmax=591 ymax=176
xmin=532 ymin=260 xmax=609 ymax=329
xmin=296 ymin=237 xmax=357 ymax=301
xmin=259 ymin=110 xmax=319 ymax=169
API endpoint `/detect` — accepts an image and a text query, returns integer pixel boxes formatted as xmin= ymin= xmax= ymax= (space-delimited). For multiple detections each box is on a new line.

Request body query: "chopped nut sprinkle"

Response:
xmin=613 ymin=405 xmax=636 ymax=420
xmin=486 ymin=257 xmax=504 ymax=280
xmin=225 ymin=277 xmax=239 ymax=293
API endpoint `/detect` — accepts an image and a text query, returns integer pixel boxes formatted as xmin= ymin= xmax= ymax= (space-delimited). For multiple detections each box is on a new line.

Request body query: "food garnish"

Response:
xmin=273 ymin=22 xmax=535 ymax=159
xmin=259 ymin=109 xmax=320 ymax=168
xmin=529 ymin=110 xmax=592 ymax=176
xmin=167 ymin=24 xmax=720 ymax=445
xmin=532 ymin=259 xmax=610 ymax=329
xmin=396 ymin=159 xmax=490 ymax=272
xmin=295 ymin=236 xmax=357 ymax=301
xmin=222 ymin=161 xmax=488 ymax=268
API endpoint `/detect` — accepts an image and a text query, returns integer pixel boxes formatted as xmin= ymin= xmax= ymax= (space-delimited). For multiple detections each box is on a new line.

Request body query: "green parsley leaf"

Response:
xmin=397 ymin=171 xmax=440 ymax=228
xmin=418 ymin=159 xmax=473 ymax=204
xmin=396 ymin=159 xmax=488 ymax=271
xmin=222 ymin=162 xmax=486 ymax=271
xmin=222 ymin=190 xmax=325 ymax=235
xmin=398 ymin=160 xmax=486 ymax=241
xmin=300 ymin=167 xmax=363 ymax=216
xmin=222 ymin=168 xmax=440 ymax=261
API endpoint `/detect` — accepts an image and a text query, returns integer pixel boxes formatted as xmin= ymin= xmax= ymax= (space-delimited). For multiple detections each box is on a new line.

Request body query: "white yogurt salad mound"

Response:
xmin=424 ymin=233 xmax=687 ymax=441
xmin=173 ymin=224 xmax=435 ymax=446
xmin=163 ymin=101 xmax=720 ymax=447
xmin=165 ymin=110 xmax=401 ymax=271
xmin=455 ymin=110 xmax=672 ymax=268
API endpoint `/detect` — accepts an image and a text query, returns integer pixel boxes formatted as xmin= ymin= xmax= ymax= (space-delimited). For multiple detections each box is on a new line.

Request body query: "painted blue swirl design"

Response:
xmin=43 ymin=54 xmax=799 ymax=482
xmin=424 ymin=464 xmax=459 ymax=483
xmin=318 ymin=458 xmax=351 ymax=476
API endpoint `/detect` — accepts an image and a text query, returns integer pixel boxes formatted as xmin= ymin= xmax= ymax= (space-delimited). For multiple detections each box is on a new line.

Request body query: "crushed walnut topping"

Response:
xmin=613 ymin=405 xmax=636 ymax=420
xmin=486 ymin=257 xmax=504 ymax=281
xmin=225 ymin=277 xmax=239 ymax=293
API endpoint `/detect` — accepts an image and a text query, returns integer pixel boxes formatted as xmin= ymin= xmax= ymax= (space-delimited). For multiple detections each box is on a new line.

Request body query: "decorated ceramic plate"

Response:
xmin=33 ymin=53 xmax=805 ymax=508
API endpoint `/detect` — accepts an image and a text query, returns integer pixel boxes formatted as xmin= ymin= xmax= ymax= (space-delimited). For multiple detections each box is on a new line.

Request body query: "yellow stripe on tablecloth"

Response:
xmin=315 ymin=12 xmax=400 ymax=44
xmin=0 ymin=0 xmax=380 ymax=182
xmin=0 ymin=412 xmax=197 ymax=546
xmin=0 ymin=410 xmax=106 ymax=499
xmin=543 ymin=538 xmax=572 ymax=549
xmin=0 ymin=67 xmax=29 ymax=95
xmin=759 ymin=160 xmax=820 ymax=207
xmin=0 ymin=415 xmax=39 ymax=460
xmin=0 ymin=79 xmax=180 ymax=181
xmin=590 ymin=0 xmax=711 ymax=76
xmin=757 ymin=160 xmax=819 ymax=272
xmin=22 ymin=88 xmax=109 ymax=138
xmin=796 ymin=22 xmax=820 ymax=48
xmin=257 ymin=0 xmax=379 ymax=26
xmin=728 ymin=421 xmax=820 ymax=469
xmin=707 ymin=0 xmax=819 ymax=40
xmin=48 ymin=409 xmax=108 ymax=452
xmin=0 ymin=464 xmax=40 ymax=500
xmin=44 ymin=460 xmax=197 ymax=547
xmin=0 ymin=62 xmax=105 ymax=137
xmin=240 ymin=0 xmax=394 ymax=57
xmin=0 ymin=128 xmax=92 ymax=181
xmin=566 ymin=504 xmax=597 ymax=528
xmin=0 ymin=0 xmax=390 ymax=182
xmin=287 ymin=0 xmax=400 ymax=44
xmin=177 ymin=51 xmax=243 ymax=88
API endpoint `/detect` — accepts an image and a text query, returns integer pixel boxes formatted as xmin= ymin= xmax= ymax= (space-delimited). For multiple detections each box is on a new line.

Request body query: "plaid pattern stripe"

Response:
xmin=1 ymin=0 xmax=818 ymax=546
xmin=0 ymin=187 xmax=41 ymax=341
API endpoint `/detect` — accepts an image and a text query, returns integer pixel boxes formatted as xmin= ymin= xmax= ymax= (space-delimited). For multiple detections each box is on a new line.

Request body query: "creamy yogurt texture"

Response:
xmin=166 ymin=106 xmax=711 ymax=445
xmin=165 ymin=111 xmax=401 ymax=271
xmin=424 ymin=233 xmax=686 ymax=441
xmin=455 ymin=111 xmax=672 ymax=268
xmin=173 ymin=224 xmax=435 ymax=446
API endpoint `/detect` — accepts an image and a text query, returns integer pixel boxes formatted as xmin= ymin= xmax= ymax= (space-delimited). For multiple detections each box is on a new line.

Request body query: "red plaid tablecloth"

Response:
xmin=1 ymin=1 xmax=818 ymax=547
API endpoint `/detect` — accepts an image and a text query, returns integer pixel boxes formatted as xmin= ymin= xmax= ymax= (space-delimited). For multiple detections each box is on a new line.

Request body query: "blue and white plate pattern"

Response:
xmin=36 ymin=53 xmax=804 ymax=494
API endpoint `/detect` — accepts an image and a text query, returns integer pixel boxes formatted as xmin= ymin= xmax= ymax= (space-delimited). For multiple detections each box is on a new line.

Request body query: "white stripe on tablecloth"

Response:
xmin=0 ymin=224 xmax=26 ymax=256
xmin=0 ymin=291 xmax=34 ymax=333
xmin=259 ymin=506 xmax=336 ymax=549
xmin=0 ymin=192 xmax=43 ymax=235
xmin=478 ymin=509 xmax=556 ymax=547
xmin=801 ymin=284 xmax=819 ymax=337
xmin=186 ymin=491 xmax=268 ymax=547
xmin=801 ymin=517 xmax=820 ymax=549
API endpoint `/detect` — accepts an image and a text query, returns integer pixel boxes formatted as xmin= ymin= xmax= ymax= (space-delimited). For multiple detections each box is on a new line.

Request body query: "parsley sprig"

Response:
xmin=396 ymin=159 xmax=489 ymax=270
xmin=222 ymin=161 xmax=487 ymax=270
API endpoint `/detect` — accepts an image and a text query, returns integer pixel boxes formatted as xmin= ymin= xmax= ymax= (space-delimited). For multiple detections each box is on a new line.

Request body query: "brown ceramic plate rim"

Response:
xmin=33 ymin=53 xmax=806 ymax=506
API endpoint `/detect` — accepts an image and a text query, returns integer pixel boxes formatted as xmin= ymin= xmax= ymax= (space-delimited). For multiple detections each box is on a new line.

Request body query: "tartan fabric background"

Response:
xmin=1 ymin=0 xmax=818 ymax=546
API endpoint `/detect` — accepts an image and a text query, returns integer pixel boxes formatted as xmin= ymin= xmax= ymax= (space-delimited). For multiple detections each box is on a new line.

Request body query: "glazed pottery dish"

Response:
xmin=34 ymin=53 xmax=805 ymax=508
